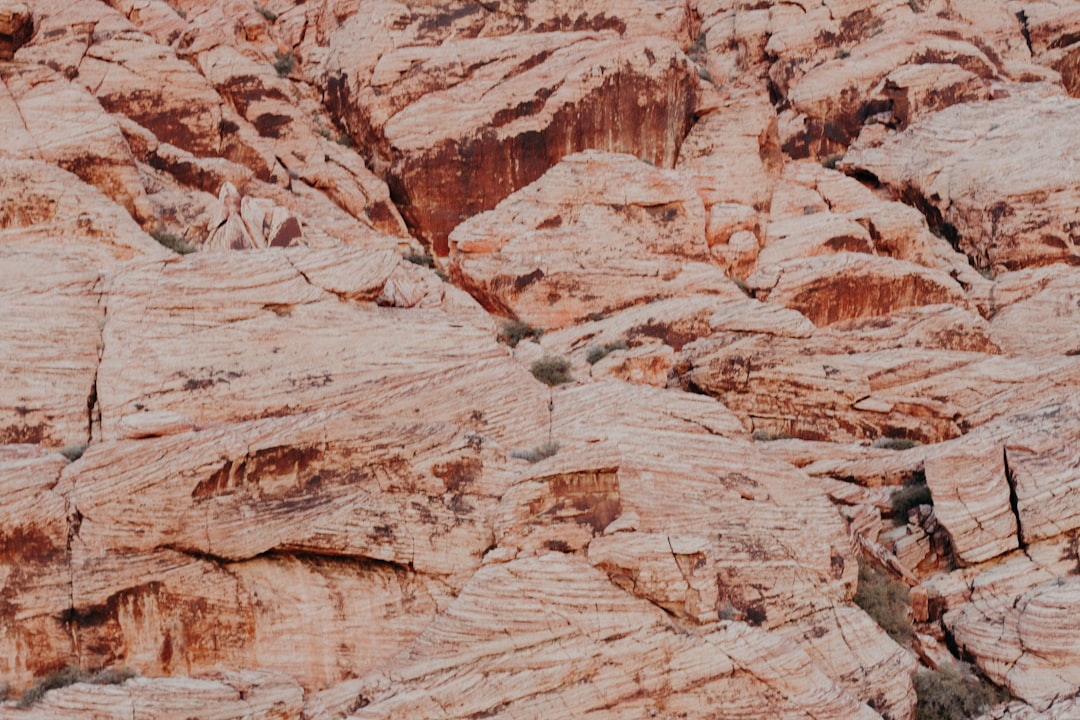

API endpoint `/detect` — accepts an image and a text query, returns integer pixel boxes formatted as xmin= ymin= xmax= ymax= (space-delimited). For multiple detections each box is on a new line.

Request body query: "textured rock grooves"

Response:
xmin=4 ymin=0 xmax=1080 ymax=718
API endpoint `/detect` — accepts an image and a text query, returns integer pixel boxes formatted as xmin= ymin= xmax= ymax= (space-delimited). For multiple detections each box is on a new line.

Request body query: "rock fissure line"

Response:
xmin=1003 ymin=447 xmax=1026 ymax=549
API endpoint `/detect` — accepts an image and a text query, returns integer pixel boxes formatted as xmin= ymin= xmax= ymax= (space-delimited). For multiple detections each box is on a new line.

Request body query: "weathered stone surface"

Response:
xmin=95 ymin=247 xmax=550 ymax=448
xmin=777 ymin=605 xmax=917 ymax=720
xmin=70 ymin=411 xmax=511 ymax=575
xmin=449 ymin=151 xmax=740 ymax=329
xmin=674 ymin=304 xmax=1021 ymax=444
xmin=0 ymin=250 xmax=103 ymax=449
xmin=978 ymin=696 xmax=1080 ymax=720
xmin=1017 ymin=0 xmax=1080 ymax=96
xmin=0 ymin=1 xmax=30 ymax=60
xmin=8 ymin=0 xmax=1080 ymax=715
xmin=331 ymin=555 xmax=880 ymax=720
xmin=19 ymin=0 xmax=228 ymax=158
xmin=946 ymin=563 xmax=1080 ymax=710
xmin=747 ymin=252 xmax=968 ymax=327
xmin=0 ymin=158 xmax=166 ymax=263
xmin=327 ymin=26 xmax=699 ymax=251
xmin=923 ymin=398 xmax=1080 ymax=564
xmin=0 ymin=670 xmax=303 ymax=720
xmin=675 ymin=86 xmax=782 ymax=213
xmin=204 ymin=181 xmax=305 ymax=251
xmin=988 ymin=268 xmax=1080 ymax=355
xmin=543 ymin=381 xmax=856 ymax=630
xmin=845 ymin=95 xmax=1080 ymax=272
xmin=0 ymin=65 xmax=153 ymax=223
xmin=0 ymin=445 xmax=72 ymax=690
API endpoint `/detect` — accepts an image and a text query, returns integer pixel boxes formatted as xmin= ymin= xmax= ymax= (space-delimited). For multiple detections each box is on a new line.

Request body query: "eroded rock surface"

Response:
xmin=4 ymin=0 xmax=1080 ymax=717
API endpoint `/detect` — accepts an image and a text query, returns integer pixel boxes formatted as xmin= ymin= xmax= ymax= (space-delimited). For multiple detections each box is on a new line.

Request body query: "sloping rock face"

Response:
xmin=4 ymin=0 xmax=1080 ymax=718
xmin=448 ymin=150 xmax=740 ymax=328
xmin=845 ymin=95 xmax=1080 ymax=273
xmin=321 ymin=2 xmax=699 ymax=252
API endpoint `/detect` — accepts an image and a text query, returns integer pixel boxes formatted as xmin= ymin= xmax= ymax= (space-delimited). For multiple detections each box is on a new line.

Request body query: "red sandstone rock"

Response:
xmin=448 ymin=151 xmax=740 ymax=329
xmin=0 ymin=670 xmax=303 ymax=719
xmin=1016 ymin=1 xmax=1080 ymax=96
xmin=7 ymin=0 xmax=1080 ymax=716
xmin=326 ymin=25 xmax=699 ymax=251
xmin=845 ymin=95 xmax=1080 ymax=273
xmin=0 ymin=1 xmax=30 ymax=61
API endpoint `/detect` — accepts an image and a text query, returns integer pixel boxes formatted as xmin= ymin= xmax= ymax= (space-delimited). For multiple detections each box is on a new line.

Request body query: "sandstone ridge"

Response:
xmin=2 ymin=0 xmax=1080 ymax=718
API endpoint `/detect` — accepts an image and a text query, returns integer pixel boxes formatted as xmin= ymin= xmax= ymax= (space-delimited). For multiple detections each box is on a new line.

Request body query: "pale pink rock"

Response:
xmin=0 ymin=158 xmax=167 ymax=262
xmin=0 ymin=66 xmax=153 ymax=223
xmin=19 ymin=0 xmax=226 ymax=157
xmin=675 ymin=86 xmax=782 ymax=213
xmin=846 ymin=95 xmax=1080 ymax=272
xmin=988 ymin=268 xmax=1080 ymax=355
xmin=675 ymin=306 xmax=1032 ymax=445
xmin=948 ymin=574 xmax=1080 ymax=710
xmin=337 ymin=555 xmax=880 ymax=720
xmin=0 ymin=445 xmax=72 ymax=690
xmin=778 ymin=605 xmax=918 ymax=720
xmin=747 ymin=252 xmax=968 ymax=326
xmin=923 ymin=398 xmax=1080 ymax=564
xmin=879 ymin=63 xmax=990 ymax=130
xmin=448 ymin=151 xmax=740 ymax=330
xmin=1015 ymin=0 xmax=1080 ymax=95
xmin=204 ymin=182 xmax=305 ymax=251
xmin=95 ymin=247 xmax=550 ymax=449
xmin=0 ymin=670 xmax=303 ymax=720
xmin=0 ymin=249 xmax=103 ymax=448
xmin=327 ymin=29 xmax=699 ymax=251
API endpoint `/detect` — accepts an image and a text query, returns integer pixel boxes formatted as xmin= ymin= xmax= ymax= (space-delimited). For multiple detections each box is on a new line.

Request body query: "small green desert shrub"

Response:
xmin=530 ymin=356 xmax=573 ymax=386
xmin=499 ymin=319 xmax=541 ymax=348
xmin=835 ymin=48 xmax=851 ymax=59
xmin=821 ymin=154 xmax=843 ymax=170
xmin=19 ymin=666 xmax=136 ymax=708
xmin=273 ymin=50 xmax=296 ymax=77
xmin=335 ymin=132 xmax=354 ymax=147
xmin=586 ymin=341 xmax=628 ymax=365
xmin=509 ymin=441 xmax=560 ymax=464
xmin=254 ymin=3 xmax=276 ymax=22
xmin=751 ymin=430 xmax=792 ymax=442
xmin=854 ymin=556 xmax=912 ymax=645
xmin=404 ymin=250 xmax=435 ymax=268
xmin=150 ymin=229 xmax=196 ymax=255
xmin=892 ymin=475 xmax=933 ymax=524
xmin=914 ymin=664 xmax=1006 ymax=720
xmin=58 ymin=443 xmax=89 ymax=463
xmin=874 ymin=436 xmax=921 ymax=451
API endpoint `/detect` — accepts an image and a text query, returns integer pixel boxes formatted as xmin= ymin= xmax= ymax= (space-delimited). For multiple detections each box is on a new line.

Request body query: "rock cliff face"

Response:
xmin=2 ymin=0 xmax=1080 ymax=718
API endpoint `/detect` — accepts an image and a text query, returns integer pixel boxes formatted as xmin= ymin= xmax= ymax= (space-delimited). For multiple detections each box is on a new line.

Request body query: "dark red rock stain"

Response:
xmin=386 ymin=56 xmax=698 ymax=254
xmin=431 ymin=456 xmax=481 ymax=493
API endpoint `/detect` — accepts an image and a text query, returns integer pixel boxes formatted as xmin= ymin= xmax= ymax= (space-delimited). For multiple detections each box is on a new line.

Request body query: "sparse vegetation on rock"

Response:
xmin=149 ymin=229 xmax=196 ymax=255
xmin=273 ymin=50 xmax=296 ymax=77
xmin=586 ymin=341 xmax=628 ymax=365
xmin=499 ymin=319 xmax=542 ymax=348
xmin=19 ymin=667 xmax=136 ymax=708
xmin=530 ymin=356 xmax=573 ymax=386
xmin=913 ymin=664 xmax=1005 ymax=720
xmin=509 ymin=441 xmax=560 ymax=464
xmin=854 ymin=556 xmax=912 ymax=645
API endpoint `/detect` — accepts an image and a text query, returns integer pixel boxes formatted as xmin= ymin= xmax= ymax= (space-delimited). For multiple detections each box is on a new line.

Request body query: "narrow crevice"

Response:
xmin=1003 ymin=448 xmax=1026 ymax=550
xmin=88 ymin=275 xmax=107 ymax=443
xmin=1015 ymin=11 xmax=1033 ymax=56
